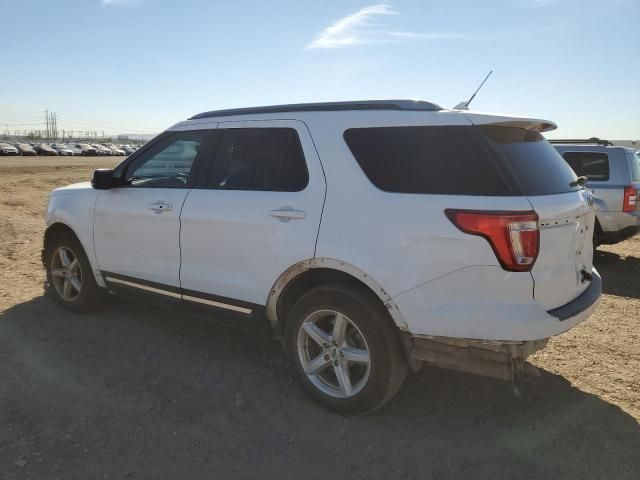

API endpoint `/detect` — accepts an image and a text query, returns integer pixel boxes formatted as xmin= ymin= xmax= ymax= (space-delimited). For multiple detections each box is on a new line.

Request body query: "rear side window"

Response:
xmin=561 ymin=152 xmax=610 ymax=181
xmin=343 ymin=126 xmax=512 ymax=195
xmin=478 ymin=126 xmax=579 ymax=196
xmin=204 ymin=128 xmax=308 ymax=191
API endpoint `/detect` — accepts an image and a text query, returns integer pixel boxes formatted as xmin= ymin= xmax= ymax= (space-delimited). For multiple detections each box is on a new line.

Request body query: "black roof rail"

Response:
xmin=188 ymin=99 xmax=442 ymax=120
xmin=548 ymin=137 xmax=614 ymax=146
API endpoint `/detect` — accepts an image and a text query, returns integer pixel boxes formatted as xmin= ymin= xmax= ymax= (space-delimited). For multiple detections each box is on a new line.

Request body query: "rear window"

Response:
xmin=561 ymin=152 xmax=610 ymax=181
xmin=343 ymin=126 xmax=513 ymax=195
xmin=478 ymin=126 xmax=580 ymax=196
xmin=344 ymin=125 xmax=581 ymax=196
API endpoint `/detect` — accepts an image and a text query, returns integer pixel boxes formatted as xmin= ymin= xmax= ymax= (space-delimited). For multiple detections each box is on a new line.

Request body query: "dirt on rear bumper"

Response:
xmin=409 ymin=335 xmax=548 ymax=381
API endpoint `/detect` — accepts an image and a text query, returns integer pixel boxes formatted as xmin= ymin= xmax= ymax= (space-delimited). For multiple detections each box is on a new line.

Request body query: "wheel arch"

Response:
xmin=266 ymin=258 xmax=408 ymax=339
xmin=44 ymin=222 xmax=78 ymax=247
xmin=43 ymin=221 xmax=106 ymax=288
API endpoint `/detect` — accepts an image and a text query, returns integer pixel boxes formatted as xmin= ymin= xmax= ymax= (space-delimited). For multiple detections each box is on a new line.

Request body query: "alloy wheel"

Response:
xmin=297 ymin=309 xmax=371 ymax=399
xmin=50 ymin=246 xmax=82 ymax=302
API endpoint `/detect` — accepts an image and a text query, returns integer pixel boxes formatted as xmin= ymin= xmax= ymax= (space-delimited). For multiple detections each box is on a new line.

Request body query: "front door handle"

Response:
xmin=270 ymin=207 xmax=306 ymax=221
xmin=148 ymin=201 xmax=173 ymax=214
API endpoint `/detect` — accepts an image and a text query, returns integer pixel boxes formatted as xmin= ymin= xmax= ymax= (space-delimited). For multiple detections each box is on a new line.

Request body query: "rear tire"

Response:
xmin=44 ymin=231 xmax=106 ymax=312
xmin=284 ymin=282 xmax=408 ymax=415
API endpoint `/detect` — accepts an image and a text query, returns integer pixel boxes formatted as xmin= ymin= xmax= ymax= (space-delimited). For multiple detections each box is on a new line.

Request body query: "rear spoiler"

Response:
xmin=463 ymin=112 xmax=557 ymax=132
xmin=487 ymin=120 xmax=557 ymax=133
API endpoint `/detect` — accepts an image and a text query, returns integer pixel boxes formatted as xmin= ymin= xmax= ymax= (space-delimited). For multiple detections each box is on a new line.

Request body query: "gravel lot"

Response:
xmin=1 ymin=156 xmax=639 ymax=479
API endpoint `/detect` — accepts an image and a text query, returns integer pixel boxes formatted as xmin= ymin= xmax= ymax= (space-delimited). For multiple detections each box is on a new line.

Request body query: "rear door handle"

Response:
xmin=148 ymin=201 xmax=173 ymax=213
xmin=270 ymin=207 xmax=306 ymax=221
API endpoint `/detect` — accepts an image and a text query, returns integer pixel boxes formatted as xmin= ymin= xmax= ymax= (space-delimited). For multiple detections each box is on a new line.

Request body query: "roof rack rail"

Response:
xmin=548 ymin=137 xmax=614 ymax=146
xmin=188 ymin=99 xmax=442 ymax=120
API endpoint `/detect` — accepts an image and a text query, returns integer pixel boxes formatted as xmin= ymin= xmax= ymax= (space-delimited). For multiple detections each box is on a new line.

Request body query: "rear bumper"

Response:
xmin=408 ymin=272 xmax=601 ymax=381
xmin=547 ymin=270 xmax=602 ymax=321
xmin=393 ymin=266 xmax=602 ymax=342
xmin=410 ymin=335 xmax=548 ymax=380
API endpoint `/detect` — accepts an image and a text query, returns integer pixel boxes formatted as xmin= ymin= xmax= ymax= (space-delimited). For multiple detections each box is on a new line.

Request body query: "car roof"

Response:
xmin=551 ymin=144 xmax=632 ymax=153
xmin=174 ymin=99 xmax=556 ymax=132
xmin=189 ymin=99 xmax=443 ymax=120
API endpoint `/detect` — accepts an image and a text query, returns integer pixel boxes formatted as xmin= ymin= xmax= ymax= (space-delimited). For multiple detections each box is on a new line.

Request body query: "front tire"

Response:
xmin=44 ymin=231 xmax=105 ymax=312
xmin=285 ymin=283 xmax=408 ymax=415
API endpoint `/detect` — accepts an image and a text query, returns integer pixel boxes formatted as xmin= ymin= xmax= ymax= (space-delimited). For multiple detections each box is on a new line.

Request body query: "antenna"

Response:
xmin=453 ymin=70 xmax=493 ymax=110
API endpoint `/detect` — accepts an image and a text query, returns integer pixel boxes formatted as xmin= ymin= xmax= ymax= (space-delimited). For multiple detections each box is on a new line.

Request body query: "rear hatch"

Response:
xmin=477 ymin=125 xmax=596 ymax=310
xmin=527 ymin=191 xmax=594 ymax=309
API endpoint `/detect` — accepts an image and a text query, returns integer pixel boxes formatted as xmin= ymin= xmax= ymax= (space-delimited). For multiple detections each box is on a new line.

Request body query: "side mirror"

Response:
xmin=91 ymin=169 xmax=114 ymax=190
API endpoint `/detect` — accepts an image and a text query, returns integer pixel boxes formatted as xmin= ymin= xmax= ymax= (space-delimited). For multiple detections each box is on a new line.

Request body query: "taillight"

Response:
xmin=623 ymin=186 xmax=639 ymax=213
xmin=446 ymin=210 xmax=540 ymax=272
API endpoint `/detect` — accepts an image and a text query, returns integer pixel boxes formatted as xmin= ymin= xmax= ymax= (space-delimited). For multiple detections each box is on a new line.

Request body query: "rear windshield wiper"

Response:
xmin=569 ymin=176 xmax=588 ymax=188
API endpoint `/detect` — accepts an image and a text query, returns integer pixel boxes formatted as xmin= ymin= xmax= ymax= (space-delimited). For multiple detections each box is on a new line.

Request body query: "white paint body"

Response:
xmin=45 ymin=106 xmax=600 ymax=342
xmin=179 ymin=119 xmax=326 ymax=303
xmin=94 ymin=188 xmax=189 ymax=287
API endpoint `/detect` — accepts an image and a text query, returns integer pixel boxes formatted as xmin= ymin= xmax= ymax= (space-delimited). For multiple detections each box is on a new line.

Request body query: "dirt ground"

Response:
xmin=1 ymin=156 xmax=639 ymax=479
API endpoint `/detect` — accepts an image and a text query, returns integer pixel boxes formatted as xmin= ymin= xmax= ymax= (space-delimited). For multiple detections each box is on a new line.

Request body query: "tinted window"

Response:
xmin=125 ymin=131 xmax=205 ymax=187
xmin=478 ymin=126 xmax=580 ymax=196
xmin=343 ymin=126 xmax=512 ymax=195
xmin=205 ymin=128 xmax=308 ymax=191
xmin=561 ymin=152 xmax=609 ymax=181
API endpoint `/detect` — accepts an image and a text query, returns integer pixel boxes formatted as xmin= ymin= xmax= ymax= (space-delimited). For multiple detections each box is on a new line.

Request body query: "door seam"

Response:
xmin=178 ymin=188 xmax=195 ymax=294
xmin=299 ymin=119 xmax=327 ymax=258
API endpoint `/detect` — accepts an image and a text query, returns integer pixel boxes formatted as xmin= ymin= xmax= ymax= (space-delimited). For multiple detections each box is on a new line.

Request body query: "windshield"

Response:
xmin=477 ymin=126 xmax=580 ymax=196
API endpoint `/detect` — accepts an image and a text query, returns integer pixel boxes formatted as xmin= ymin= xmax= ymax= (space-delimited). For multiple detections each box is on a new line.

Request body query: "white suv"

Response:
xmin=43 ymin=100 xmax=602 ymax=414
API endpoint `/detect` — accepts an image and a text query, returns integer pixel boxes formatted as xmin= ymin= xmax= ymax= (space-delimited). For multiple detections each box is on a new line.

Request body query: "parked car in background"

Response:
xmin=0 ymin=142 xmax=19 ymax=155
xmin=16 ymin=143 xmax=37 ymax=156
xmin=103 ymin=144 xmax=125 ymax=156
xmin=43 ymin=100 xmax=601 ymax=414
xmin=35 ymin=144 xmax=59 ymax=156
xmin=552 ymin=138 xmax=640 ymax=247
xmin=73 ymin=144 xmax=98 ymax=156
xmin=122 ymin=145 xmax=137 ymax=155
xmin=92 ymin=144 xmax=113 ymax=156
xmin=66 ymin=144 xmax=83 ymax=155
xmin=52 ymin=143 xmax=75 ymax=156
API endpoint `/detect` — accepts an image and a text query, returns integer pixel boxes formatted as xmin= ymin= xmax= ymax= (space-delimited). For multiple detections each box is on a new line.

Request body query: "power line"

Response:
xmin=0 ymin=122 xmax=46 ymax=126
xmin=58 ymin=118 xmax=162 ymax=132
xmin=57 ymin=122 xmax=159 ymax=135
xmin=4 ymin=109 xmax=163 ymax=133
xmin=2 ymin=109 xmax=161 ymax=141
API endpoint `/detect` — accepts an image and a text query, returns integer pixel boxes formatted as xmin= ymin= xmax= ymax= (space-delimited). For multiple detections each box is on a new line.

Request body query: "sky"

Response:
xmin=0 ymin=0 xmax=639 ymax=139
